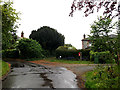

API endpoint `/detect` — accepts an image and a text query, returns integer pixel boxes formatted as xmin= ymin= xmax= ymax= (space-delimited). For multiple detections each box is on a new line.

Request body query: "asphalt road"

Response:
xmin=2 ymin=60 xmax=79 ymax=89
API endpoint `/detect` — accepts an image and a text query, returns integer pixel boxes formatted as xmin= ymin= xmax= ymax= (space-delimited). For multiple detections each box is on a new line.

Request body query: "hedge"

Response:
xmin=56 ymin=46 xmax=90 ymax=60
xmin=56 ymin=49 xmax=78 ymax=59
xmin=90 ymin=51 xmax=112 ymax=63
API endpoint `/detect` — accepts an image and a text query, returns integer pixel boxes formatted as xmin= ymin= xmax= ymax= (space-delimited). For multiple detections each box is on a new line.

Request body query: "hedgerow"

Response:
xmin=85 ymin=66 xmax=120 ymax=88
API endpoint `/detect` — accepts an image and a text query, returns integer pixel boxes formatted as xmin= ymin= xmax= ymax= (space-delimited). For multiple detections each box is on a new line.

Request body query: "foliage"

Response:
xmin=56 ymin=45 xmax=78 ymax=59
xmin=17 ymin=38 xmax=44 ymax=59
xmin=1 ymin=1 xmax=20 ymax=50
xmin=0 ymin=60 xmax=10 ymax=77
xmin=89 ymin=16 xmax=116 ymax=52
xmin=90 ymin=51 xmax=113 ymax=64
xmin=2 ymin=49 xmax=19 ymax=58
xmin=114 ymin=21 xmax=120 ymax=65
xmin=85 ymin=65 xmax=120 ymax=88
xmin=89 ymin=16 xmax=119 ymax=65
xmin=56 ymin=46 xmax=90 ymax=60
xmin=41 ymin=50 xmax=50 ymax=58
xmin=70 ymin=0 xmax=119 ymax=19
xmin=29 ymin=26 xmax=65 ymax=52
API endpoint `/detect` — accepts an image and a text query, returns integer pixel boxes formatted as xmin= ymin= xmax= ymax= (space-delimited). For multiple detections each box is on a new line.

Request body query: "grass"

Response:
xmin=44 ymin=57 xmax=94 ymax=64
xmin=0 ymin=60 xmax=10 ymax=78
xmin=26 ymin=57 xmax=94 ymax=64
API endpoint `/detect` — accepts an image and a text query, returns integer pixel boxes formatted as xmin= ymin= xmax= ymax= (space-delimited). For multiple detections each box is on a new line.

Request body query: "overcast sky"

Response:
xmin=12 ymin=0 xmax=118 ymax=49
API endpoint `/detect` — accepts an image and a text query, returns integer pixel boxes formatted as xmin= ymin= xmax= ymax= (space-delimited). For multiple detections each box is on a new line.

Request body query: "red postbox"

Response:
xmin=78 ymin=52 xmax=80 ymax=56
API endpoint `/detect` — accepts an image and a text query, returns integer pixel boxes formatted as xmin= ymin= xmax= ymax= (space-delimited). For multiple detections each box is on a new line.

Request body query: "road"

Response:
xmin=2 ymin=60 xmax=78 ymax=88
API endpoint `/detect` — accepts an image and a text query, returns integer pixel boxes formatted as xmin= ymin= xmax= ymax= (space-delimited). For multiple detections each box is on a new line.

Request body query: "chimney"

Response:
xmin=21 ymin=31 xmax=24 ymax=37
xmin=83 ymin=34 xmax=86 ymax=39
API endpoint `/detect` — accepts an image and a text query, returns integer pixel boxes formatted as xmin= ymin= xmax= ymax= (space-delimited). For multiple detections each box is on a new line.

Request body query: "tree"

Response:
xmin=69 ymin=0 xmax=119 ymax=19
xmin=89 ymin=16 xmax=120 ymax=65
xmin=29 ymin=26 xmax=65 ymax=52
xmin=89 ymin=16 xmax=116 ymax=52
xmin=1 ymin=1 xmax=20 ymax=50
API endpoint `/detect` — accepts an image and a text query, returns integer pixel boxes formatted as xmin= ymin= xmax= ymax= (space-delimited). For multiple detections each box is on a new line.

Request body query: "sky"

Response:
xmin=12 ymin=0 xmax=118 ymax=49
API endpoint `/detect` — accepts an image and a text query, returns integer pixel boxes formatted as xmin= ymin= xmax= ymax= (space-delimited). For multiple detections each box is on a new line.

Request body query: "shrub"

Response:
xmin=90 ymin=51 xmax=112 ymax=63
xmin=85 ymin=66 xmax=120 ymax=88
xmin=2 ymin=49 xmax=19 ymax=58
xmin=17 ymin=38 xmax=44 ymax=59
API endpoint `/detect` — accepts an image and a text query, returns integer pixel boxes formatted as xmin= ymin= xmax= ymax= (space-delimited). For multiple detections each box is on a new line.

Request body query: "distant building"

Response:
xmin=81 ymin=34 xmax=91 ymax=49
xmin=81 ymin=34 xmax=117 ymax=49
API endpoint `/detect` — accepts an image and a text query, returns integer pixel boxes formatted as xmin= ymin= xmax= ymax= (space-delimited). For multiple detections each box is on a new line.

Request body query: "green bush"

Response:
xmin=17 ymin=38 xmax=44 ymax=59
xmin=2 ymin=49 xmax=19 ymax=58
xmin=90 ymin=51 xmax=112 ymax=63
xmin=85 ymin=66 xmax=120 ymax=88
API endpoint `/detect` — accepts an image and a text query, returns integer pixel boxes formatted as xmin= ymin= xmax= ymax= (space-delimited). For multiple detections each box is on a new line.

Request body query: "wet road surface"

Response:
xmin=2 ymin=60 xmax=78 ymax=88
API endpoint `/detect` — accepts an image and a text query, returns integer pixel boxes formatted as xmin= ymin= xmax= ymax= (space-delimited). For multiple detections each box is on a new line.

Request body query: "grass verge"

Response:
xmin=44 ymin=57 xmax=94 ymax=64
xmin=0 ymin=60 xmax=10 ymax=78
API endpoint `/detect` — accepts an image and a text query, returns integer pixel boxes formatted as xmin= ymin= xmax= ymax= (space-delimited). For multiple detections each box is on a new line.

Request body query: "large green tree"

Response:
xmin=89 ymin=16 xmax=120 ymax=65
xmin=89 ymin=16 xmax=116 ymax=52
xmin=29 ymin=26 xmax=65 ymax=52
xmin=1 ymin=0 xmax=20 ymax=50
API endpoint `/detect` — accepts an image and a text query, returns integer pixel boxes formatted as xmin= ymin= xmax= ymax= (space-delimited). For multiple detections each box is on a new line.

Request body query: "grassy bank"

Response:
xmin=85 ymin=65 xmax=120 ymax=88
xmin=0 ymin=60 xmax=10 ymax=78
